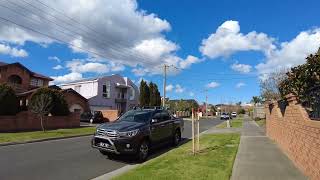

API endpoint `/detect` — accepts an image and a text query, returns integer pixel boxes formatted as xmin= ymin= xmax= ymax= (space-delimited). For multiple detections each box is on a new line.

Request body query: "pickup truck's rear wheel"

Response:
xmin=137 ymin=140 xmax=149 ymax=162
xmin=172 ymin=129 xmax=181 ymax=147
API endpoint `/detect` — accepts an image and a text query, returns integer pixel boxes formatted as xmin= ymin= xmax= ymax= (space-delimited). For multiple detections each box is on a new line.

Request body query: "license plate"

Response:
xmin=99 ymin=142 xmax=110 ymax=148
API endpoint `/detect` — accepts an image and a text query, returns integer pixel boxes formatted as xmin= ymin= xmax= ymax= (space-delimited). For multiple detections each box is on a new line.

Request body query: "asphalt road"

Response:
xmin=0 ymin=118 xmax=222 ymax=180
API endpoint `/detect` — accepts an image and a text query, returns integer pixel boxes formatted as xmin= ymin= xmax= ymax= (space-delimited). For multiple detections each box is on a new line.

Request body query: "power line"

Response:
xmin=0 ymin=0 xmax=158 ymax=66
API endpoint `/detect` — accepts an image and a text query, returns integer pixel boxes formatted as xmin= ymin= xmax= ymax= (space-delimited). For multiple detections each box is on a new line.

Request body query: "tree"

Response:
xmin=149 ymin=82 xmax=161 ymax=106
xmin=251 ymin=96 xmax=262 ymax=106
xmin=31 ymin=88 xmax=69 ymax=116
xmin=0 ymin=84 xmax=19 ymax=115
xmin=139 ymin=80 xmax=150 ymax=106
xmin=29 ymin=94 xmax=53 ymax=132
xmin=260 ymin=70 xmax=288 ymax=101
xmin=236 ymin=101 xmax=242 ymax=106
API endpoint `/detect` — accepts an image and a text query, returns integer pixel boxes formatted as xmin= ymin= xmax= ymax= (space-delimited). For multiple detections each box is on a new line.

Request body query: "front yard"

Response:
xmin=0 ymin=127 xmax=96 ymax=144
xmin=113 ymin=133 xmax=240 ymax=180
xmin=216 ymin=118 xmax=243 ymax=128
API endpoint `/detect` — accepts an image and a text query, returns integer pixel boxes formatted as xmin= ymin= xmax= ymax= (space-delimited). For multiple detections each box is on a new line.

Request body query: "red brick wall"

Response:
xmin=0 ymin=111 xmax=80 ymax=132
xmin=266 ymin=95 xmax=320 ymax=179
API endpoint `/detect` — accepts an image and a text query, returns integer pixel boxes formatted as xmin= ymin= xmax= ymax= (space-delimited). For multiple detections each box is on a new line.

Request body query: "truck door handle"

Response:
xmin=161 ymin=124 xmax=165 ymax=127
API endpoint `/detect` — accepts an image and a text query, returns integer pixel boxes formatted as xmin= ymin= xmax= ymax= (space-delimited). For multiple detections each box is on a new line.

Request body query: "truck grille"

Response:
xmin=96 ymin=129 xmax=118 ymax=138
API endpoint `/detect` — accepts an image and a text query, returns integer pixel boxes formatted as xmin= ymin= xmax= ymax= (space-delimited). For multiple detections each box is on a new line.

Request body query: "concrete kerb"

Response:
xmin=0 ymin=134 xmax=93 ymax=147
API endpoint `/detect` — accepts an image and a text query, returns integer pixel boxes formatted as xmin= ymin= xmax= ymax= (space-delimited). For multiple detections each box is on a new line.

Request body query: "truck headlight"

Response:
xmin=119 ymin=129 xmax=139 ymax=137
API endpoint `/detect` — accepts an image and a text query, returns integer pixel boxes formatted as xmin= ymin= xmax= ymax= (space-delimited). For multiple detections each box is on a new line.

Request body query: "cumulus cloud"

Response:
xmin=189 ymin=92 xmax=195 ymax=97
xmin=256 ymin=29 xmax=320 ymax=74
xmin=51 ymin=72 xmax=83 ymax=84
xmin=236 ymin=82 xmax=246 ymax=88
xmin=175 ymin=84 xmax=185 ymax=93
xmin=179 ymin=55 xmax=201 ymax=69
xmin=165 ymin=84 xmax=185 ymax=93
xmin=166 ymin=84 xmax=174 ymax=92
xmin=0 ymin=43 xmax=28 ymax=57
xmin=200 ymin=20 xmax=275 ymax=59
xmin=231 ymin=62 xmax=252 ymax=73
xmin=207 ymin=81 xmax=220 ymax=88
xmin=53 ymin=65 xmax=63 ymax=70
xmin=200 ymin=20 xmax=320 ymax=76
xmin=0 ymin=0 xmax=199 ymax=77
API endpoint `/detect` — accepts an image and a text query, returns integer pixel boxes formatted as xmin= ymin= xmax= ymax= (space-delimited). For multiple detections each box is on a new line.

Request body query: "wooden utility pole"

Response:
xmin=197 ymin=108 xmax=200 ymax=151
xmin=162 ymin=64 xmax=168 ymax=107
xmin=205 ymin=89 xmax=208 ymax=118
xmin=192 ymin=108 xmax=195 ymax=154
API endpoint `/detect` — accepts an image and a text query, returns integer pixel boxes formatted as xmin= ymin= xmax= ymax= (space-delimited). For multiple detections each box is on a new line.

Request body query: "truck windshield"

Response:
xmin=118 ymin=110 xmax=152 ymax=123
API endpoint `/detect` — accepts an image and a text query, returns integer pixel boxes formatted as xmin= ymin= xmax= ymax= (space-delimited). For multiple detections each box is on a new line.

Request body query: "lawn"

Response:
xmin=255 ymin=119 xmax=266 ymax=127
xmin=113 ymin=133 xmax=240 ymax=180
xmin=0 ymin=127 xmax=96 ymax=144
xmin=216 ymin=118 xmax=243 ymax=128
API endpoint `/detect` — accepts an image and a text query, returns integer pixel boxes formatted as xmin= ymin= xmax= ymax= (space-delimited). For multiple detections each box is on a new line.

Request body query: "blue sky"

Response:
xmin=0 ymin=0 xmax=319 ymax=104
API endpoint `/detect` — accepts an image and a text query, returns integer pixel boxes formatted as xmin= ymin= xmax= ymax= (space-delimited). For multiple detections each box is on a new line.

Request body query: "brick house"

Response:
xmin=0 ymin=61 xmax=52 ymax=93
xmin=0 ymin=61 xmax=89 ymax=113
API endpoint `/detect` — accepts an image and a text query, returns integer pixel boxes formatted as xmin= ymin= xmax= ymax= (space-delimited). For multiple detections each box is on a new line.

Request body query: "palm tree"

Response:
xmin=251 ymin=96 xmax=262 ymax=106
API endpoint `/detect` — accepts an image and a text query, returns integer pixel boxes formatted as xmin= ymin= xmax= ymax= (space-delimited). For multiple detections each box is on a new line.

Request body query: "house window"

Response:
xmin=129 ymin=86 xmax=135 ymax=100
xmin=30 ymin=78 xmax=43 ymax=87
xmin=74 ymin=85 xmax=81 ymax=93
xmin=102 ymin=80 xmax=111 ymax=98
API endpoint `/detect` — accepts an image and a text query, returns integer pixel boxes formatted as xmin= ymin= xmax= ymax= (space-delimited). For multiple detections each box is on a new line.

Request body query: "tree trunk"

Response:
xmin=40 ymin=115 xmax=45 ymax=132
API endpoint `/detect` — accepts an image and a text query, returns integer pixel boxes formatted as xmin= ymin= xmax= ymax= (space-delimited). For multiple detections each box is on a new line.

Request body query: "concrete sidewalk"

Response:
xmin=231 ymin=119 xmax=307 ymax=180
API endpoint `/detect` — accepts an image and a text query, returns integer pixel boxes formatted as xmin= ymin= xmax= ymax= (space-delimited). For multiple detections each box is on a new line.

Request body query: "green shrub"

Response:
xmin=30 ymin=88 xmax=69 ymax=116
xmin=237 ymin=108 xmax=246 ymax=114
xmin=254 ymin=117 xmax=261 ymax=121
xmin=0 ymin=84 xmax=19 ymax=115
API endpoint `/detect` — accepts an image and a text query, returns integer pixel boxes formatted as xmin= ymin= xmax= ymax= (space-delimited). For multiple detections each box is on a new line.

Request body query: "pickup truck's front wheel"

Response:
xmin=137 ymin=140 xmax=149 ymax=162
xmin=99 ymin=150 xmax=116 ymax=159
xmin=172 ymin=129 xmax=181 ymax=147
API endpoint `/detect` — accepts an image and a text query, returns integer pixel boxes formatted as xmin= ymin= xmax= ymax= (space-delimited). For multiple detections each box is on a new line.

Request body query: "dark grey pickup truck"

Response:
xmin=91 ymin=108 xmax=184 ymax=162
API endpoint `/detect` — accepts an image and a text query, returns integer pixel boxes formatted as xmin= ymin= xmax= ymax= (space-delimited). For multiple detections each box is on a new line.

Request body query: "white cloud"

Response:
xmin=0 ymin=0 xmax=200 ymax=77
xmin=53 ymin=65 xmax=63 ymax=70
xmin=207 ymin=82 xmax=220 ymax=88
xmin=0 ymin=43 xmax=28 ymax=57
xmin=231 ymin=62 xmax=252 ymax=73
xmin=175 ymin=84 xmax=185 ymax=93
xmin=166 ymin=84 xmax=185 ymax=93
xmin=132 ymin=67 xmax=150 ymax=76
xmin=51 ymin=72 xmax=83 ymax=84
xmin=256 ymin=29 xmax=320 ymax=74
xmin=49 ymin=56 xmax=61 ymax=63
xmin=189 ymin=92 xmax=195 ymax=97
xmin=66 ymin=60 xmax=109 ymax=74
xmin=236 ymin=82 xmax=246 ymax=88
xmin=179 ymin=55 xmax=201 ymax=69
xmin=166 ymin=84 xmax=174 ymax=92
xmin=200 ymin=20 xmax=275 ymax=59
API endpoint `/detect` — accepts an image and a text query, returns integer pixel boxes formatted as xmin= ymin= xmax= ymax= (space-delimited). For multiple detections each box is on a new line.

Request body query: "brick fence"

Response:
xmin=0 ymin=111 xmax=80 ymax=132
xmin=266 ymin=95 xmax=320 ymax=179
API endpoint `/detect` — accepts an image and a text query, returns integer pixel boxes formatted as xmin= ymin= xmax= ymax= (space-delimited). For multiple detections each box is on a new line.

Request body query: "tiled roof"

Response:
xmin=0 ymin=61 xmax=53 ymax=80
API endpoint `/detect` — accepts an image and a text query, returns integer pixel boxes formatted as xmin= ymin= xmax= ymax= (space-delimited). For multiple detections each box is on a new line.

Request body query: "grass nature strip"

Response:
xmin=216 ymin=118 xmax=243 ymax=129
xmin=0 ymin=127 xmax=96 ymax=144
xmin=113 ymin=133 xmax=240 ymax=180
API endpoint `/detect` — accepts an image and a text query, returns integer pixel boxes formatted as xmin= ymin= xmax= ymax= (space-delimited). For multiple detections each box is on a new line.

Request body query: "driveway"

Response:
xmin=0 ymin=119 xmax=222 ymax=180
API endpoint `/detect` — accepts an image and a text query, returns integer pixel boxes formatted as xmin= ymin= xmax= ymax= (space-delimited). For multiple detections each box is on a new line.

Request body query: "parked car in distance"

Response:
xmin=91 ymin=108 xmax=184 ymax=162
xmin=231 ymin=112 xmax=237 ymax=118
xmin=80 ymin=111 xmax=104 ymax=123
xmin=220 ymin=112 xmax=231 ymax=120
